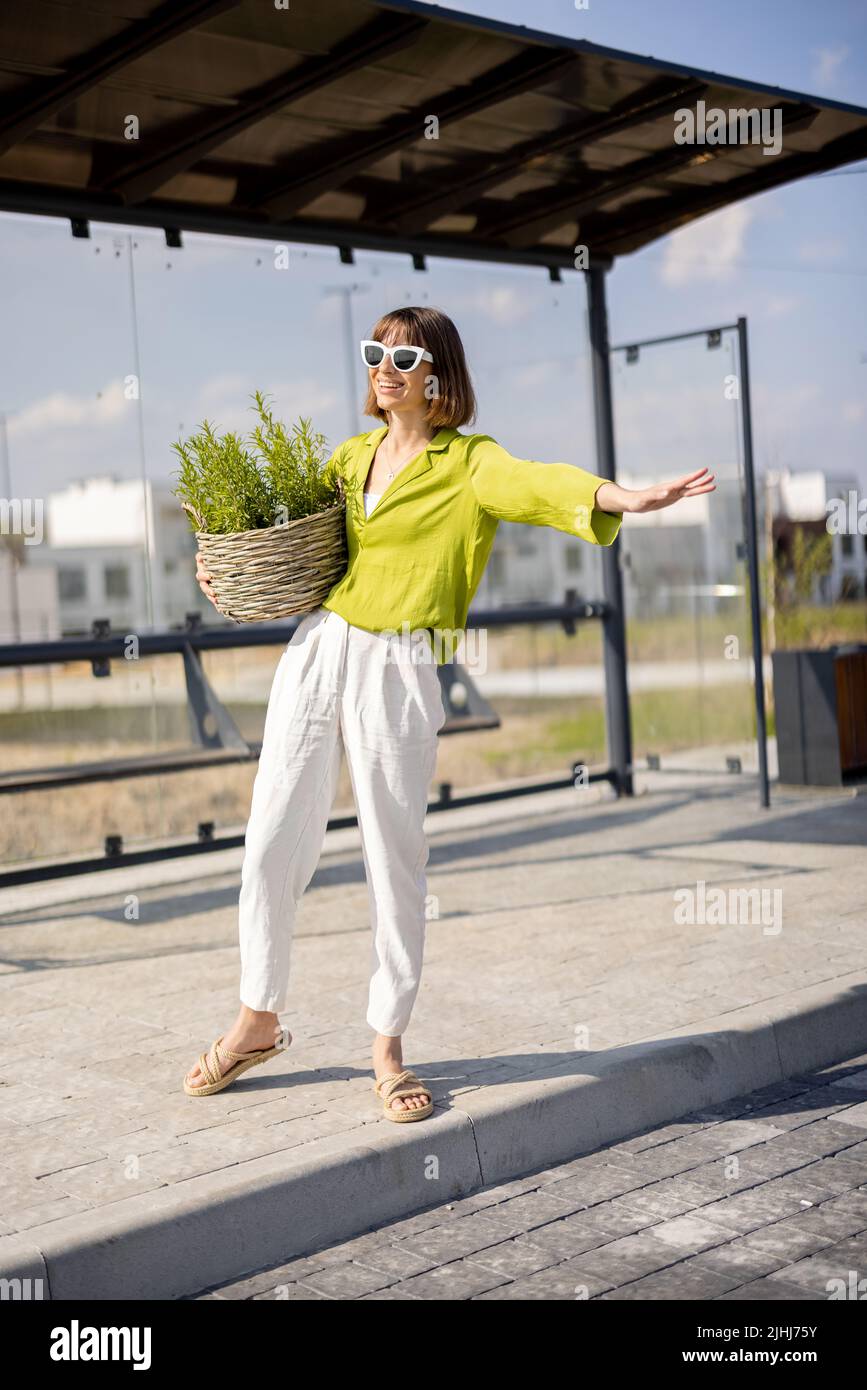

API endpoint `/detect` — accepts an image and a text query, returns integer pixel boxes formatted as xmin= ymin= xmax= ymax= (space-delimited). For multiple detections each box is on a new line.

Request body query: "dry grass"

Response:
xmin=1 ymin=689 xmax=757 ymax=864
xmin=1 ymin=604 xmax=814 ymax=865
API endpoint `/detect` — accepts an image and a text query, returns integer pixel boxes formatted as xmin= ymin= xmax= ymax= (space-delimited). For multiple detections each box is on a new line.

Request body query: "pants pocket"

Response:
xmin=394 ymin=643 xmax=445 ymax=739
xmin=287 ymin=606 xmax=328 ymax=651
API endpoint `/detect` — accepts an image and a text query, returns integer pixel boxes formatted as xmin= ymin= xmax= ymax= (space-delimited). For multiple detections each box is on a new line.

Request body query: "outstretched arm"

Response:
xmin=595 ymin=467 xmax=716 ymax=515
xmin=467 ymin=435 xmax=623 ymax=546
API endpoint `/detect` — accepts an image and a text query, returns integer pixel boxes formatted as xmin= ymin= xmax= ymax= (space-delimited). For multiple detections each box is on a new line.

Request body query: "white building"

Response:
xmin=0 ymin=546 xmax=60 ymax=642
xmin=25 ymin=475 xmax=204 ymax=634
xmin=473 ymin=518 xmax=606 ymax=607
xmin=766 ymin=469 xmax=866 ymax=602
xmin=616 ymin=475 xmax=744 ymax=619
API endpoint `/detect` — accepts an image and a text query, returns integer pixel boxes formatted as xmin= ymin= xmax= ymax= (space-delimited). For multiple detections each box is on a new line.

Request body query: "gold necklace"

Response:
xmin=381 ymin=438 xmax=432 ymax=481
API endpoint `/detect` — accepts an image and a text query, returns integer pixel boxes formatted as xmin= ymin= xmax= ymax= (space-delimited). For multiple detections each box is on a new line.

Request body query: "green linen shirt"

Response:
xmin=320 ymin=425 xmax=623 ymax=665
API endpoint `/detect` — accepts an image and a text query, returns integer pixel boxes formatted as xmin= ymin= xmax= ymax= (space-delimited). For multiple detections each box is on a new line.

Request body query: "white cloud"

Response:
xmin=9 ymin=378 xmax=129 ymax=434
xmin=660 ymin=203 xmax=754 ymax=286
xmin=812 ymin=46 xmax=849 ymax=87
xmin=842 ymin=402 xmax=865 ymax=425
xmin=7 ymin=374 xmax=339 ymax=455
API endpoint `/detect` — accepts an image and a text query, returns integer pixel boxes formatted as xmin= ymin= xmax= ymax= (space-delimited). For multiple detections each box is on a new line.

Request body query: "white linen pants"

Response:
xmin=238 ymin=606 xmax=446 ymax=1036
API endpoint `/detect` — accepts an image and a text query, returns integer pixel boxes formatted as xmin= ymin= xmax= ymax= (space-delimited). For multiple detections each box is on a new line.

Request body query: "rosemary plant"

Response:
xmin=171 ymin=392 xmax=342 ymax=534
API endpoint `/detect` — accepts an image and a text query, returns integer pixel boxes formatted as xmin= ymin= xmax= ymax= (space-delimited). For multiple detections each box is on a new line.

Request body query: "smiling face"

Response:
xmin=368 ymin=323 xmax=431 ymax=418
xmin=363 ymin=306 xmax=477 ymax=430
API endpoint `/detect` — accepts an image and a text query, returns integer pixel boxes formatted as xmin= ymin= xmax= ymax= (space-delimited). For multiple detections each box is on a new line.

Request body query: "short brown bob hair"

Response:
xmin=363 ymin=305 xmax=477 ymax=429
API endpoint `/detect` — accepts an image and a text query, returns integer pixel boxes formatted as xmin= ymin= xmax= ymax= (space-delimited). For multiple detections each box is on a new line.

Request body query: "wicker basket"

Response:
xmin=185 ymin=481 xmax=347 ymax=623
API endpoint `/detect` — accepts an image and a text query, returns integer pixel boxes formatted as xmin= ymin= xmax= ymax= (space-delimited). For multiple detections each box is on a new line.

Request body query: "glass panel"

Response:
xmin=0 ymin=219 xmax=607 ymax=865
xmin=0 ymin=217 xmax=172 ymax=861
xmin=610 ymin=328 xmax=756 ymax=773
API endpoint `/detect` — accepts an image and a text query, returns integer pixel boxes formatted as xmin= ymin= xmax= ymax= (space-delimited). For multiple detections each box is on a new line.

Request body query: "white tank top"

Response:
xmin=363 ymin=491 xmax=382 ymax=517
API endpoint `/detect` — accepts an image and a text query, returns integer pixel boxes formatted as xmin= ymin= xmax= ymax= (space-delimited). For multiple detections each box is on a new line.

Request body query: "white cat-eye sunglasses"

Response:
xmin=360 ymin=340 xmax=434 ymax=373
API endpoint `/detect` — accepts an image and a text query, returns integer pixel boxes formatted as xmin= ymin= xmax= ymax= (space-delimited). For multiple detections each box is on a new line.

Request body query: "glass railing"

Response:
xmin=611 ymin=326 xmax=756 ymax=773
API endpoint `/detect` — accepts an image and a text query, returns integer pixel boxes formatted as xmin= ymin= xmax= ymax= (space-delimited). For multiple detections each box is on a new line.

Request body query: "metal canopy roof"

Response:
xmin=1 ymin=0 xmax=866 ymax=268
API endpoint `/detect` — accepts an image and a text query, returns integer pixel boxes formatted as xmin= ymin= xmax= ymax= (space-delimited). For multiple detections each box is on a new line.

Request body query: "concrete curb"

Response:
xmin=453 ymin=973 xmax=867 ymax=1185
xmin=2 ymin=972 xmax=866 ymax=1300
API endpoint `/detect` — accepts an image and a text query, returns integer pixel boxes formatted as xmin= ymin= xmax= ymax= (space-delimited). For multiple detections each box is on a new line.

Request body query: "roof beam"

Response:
xmin=243 ymin=47 xmax=578 ymax=219
xmin=370 ymin=77 xmax=707 ymax=234
xmin=586 ymin=121 xmax=867 ymax=256
xmin=0 ymin=0 xmax=242 ymax=158
xmin=483 ymin=101 xmax=819 ymax=247
xmin=103 ymin=13 xmax=430 ymax=204
xmin=0 ymin=177 xmax=582 ymax=270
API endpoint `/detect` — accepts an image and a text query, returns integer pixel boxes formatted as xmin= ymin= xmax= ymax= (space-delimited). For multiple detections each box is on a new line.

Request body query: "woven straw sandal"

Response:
xmin=183 ymin=1035 xmax=283 ymax=1097
xmin=374 ymin=1069 xmax=433 ymax=1123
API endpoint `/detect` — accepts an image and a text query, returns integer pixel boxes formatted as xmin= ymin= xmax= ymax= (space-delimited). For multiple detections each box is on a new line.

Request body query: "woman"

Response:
xmin=185 ymin=305 xmax=714 ymax=1120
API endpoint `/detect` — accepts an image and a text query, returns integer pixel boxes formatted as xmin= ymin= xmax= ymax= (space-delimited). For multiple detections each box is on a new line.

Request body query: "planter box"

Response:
xmin=772 ymin=645 xmax=867 ymax=786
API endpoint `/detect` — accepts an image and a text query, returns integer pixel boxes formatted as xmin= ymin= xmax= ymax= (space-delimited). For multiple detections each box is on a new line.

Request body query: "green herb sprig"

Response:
xmin=171 ymin=392 xmax=345 ymax=534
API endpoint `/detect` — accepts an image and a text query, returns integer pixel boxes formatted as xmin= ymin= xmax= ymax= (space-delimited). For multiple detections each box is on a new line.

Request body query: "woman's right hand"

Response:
xmin=195 ymin=550 xmax=220 ymax=610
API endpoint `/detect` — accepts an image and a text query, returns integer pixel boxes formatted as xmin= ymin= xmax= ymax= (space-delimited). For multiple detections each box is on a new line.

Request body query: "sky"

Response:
xmin=0 ymin=0 xmax=865 ymax=506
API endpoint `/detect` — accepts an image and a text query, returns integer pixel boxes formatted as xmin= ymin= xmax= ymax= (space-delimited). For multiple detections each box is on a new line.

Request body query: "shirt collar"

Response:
xmin=362 ymin=425 xmax=457 ymax=454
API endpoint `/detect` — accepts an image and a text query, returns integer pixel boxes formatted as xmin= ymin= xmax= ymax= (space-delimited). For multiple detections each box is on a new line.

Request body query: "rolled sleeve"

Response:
xmin=467 ymin=435 xmax=622 ymax=546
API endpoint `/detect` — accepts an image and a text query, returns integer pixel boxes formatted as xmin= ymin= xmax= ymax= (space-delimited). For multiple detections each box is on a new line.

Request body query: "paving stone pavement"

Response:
xmin=1 ymin=775 xmax=866 ymax=1250
xmin=191 ymin=1055 xmax=867 ymax=1300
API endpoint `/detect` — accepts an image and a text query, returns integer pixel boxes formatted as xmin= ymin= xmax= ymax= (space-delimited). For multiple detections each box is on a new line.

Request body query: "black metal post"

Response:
xmin=736 ymin=316 xmax=771 ymax=808
xmin=586 ymin=262 xmax=634 ymax=796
